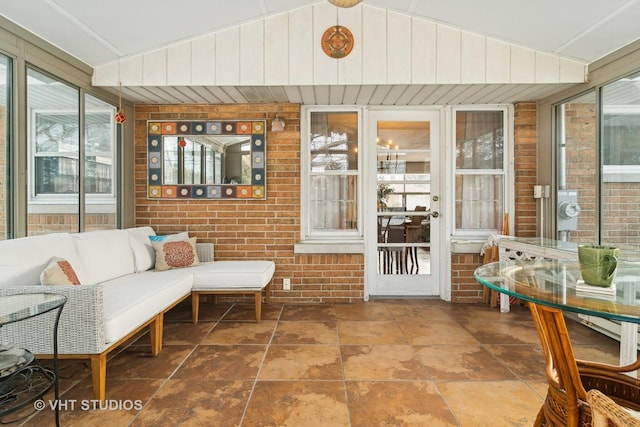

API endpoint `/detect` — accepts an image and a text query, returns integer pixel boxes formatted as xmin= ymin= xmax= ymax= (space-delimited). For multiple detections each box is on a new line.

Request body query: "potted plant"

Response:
xmin=377 ymin=183 xmax=394 ymax=208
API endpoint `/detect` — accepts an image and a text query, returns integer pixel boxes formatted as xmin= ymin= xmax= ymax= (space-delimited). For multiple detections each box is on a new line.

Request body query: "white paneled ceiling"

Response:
xmin=2 ymin=0 xmax=640 ymax=105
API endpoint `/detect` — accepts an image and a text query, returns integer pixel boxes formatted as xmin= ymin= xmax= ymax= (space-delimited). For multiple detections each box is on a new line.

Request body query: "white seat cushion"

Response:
xmin=191 ymin=261 xmax=275 ymax=290
xmin=101 ymin=269 xmax=193 ymax=343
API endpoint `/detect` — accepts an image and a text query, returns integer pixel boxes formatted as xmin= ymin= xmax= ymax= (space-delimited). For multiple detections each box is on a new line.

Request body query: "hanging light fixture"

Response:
xmin=327 ymin=0 xmax=363 ymax=8
xmin=271 ymin=113 xmax=285 ymax=133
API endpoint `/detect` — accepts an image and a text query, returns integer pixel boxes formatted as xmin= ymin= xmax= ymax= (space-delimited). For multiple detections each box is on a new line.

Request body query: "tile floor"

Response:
xmin=7 ymin=298 xmax=622 ymax=426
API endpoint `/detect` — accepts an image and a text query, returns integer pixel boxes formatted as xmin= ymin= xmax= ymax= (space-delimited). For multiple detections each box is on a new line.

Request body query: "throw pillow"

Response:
xmin=40 ymin=257 xmax=81 ymax=285
xmin=152 ymin=237 xmax=200 ymax=271
xmin=149 ymin=231 xmax=189 ymax=243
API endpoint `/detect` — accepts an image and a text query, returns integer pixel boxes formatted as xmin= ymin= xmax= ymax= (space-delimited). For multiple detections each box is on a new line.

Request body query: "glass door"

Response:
xmin=367 ymin=110 xmax=440 ymax=296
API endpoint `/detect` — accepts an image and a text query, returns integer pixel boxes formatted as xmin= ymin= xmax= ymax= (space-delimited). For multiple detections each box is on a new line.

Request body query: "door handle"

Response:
xmin=431 ymin=211 xmax=439 ymax=218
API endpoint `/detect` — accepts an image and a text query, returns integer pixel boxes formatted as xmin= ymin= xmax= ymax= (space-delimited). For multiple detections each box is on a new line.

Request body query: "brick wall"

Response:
xmin=450 ymin=102 xmax=537 ymax=303
xmin=563 ymin=102 xmax=598 ymax=243
xmin=513 ymin=102 xmax=538 ymax=237
xmin=563 ymin=102 xmax=640 ymax=246
xmin=134 ymin=103 xmax=364 ymax=303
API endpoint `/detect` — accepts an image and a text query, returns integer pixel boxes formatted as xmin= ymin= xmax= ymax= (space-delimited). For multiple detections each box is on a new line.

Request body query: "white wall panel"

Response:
xmin=240 ymin=20 xmax=264 ymax=85
xmin=436 ymin=25 xmax=461 ymax=84
xmin=191 ymin=34 xmax=216 ymax=85
xmin=314 ymin=85 xmax=330 ymax=104
xmin=215 ymin=27 xmax=240 ymax=86
xmin=142 ymin=50 xmax=166 ymax=85
xmin=535 ymin=52 xmax=560 ymax=83
xmin=265 ymin=13 xmax=289 ymax=85
xmin=93 ymin=4 xmax=588 ymax=96
xmin=560 ymin=58 xmax=587 ymax=83
xmin=119 ymin=56 xmax=143 ymax=85
xmin=461 ymin=31 xmax=486 ymax=84
xmin=387 ymin=11 xmax=412 ymax=84
xmin=289 ymin=7 xmax=313 ymax=85
xmin=362 ymin=6 xmax=387 ymax=84
xmin=510 ymin=45 xmax=535 ymax=83
xmin=486 ymin=39 xmax=510 ymax=83
xmin=167 ymin=42 xmax=191 ymax=85
xmin=337 ymin=5 xmax=363 ymax=85
xmin=93 ymin=61 xmax=119 ymax=86
xmin=411 ymin=19 xmax=437 ymax=84
xmin=329 ymin=85 xmax=346 ymax=104
xmin=313 ymin=3 xmax=338 ymax=85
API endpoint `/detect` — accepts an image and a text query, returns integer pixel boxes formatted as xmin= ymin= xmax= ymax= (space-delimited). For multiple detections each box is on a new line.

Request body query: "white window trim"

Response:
xmin=449 ymin=105 xmax=514 ymax=240
xmin=300 ymin=106 xmax=364 ymax=243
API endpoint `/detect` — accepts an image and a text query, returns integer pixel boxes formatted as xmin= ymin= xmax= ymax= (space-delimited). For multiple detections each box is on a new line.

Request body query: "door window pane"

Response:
xmin=376 ymin=120 xmax=431 ymax=276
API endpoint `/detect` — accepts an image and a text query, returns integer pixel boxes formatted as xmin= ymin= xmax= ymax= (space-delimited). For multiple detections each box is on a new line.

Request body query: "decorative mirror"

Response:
xmin=147 ymin=120 xmax=266 ymax=199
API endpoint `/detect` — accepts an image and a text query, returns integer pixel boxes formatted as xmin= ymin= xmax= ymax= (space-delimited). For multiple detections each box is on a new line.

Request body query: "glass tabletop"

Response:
xmin=0 ymin=293 xmax=67 ymax=326
xmin=474 ymin=259 xmax=640 ymax=323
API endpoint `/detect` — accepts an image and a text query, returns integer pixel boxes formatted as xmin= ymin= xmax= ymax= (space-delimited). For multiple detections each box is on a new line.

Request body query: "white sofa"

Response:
xmin=0 ymin=226 xmax=275 ymax=401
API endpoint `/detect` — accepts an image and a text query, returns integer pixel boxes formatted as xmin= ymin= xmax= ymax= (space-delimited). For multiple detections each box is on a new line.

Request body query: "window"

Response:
xmin=555 ymin=71 xmax=640 ymax=247
xmin=453 ymin=108 xmax=510 ymax=236
xmin=302 ymin=108 xmax=361 ymax=239
xmin=27 ymin=68 xmax=118 ymax=234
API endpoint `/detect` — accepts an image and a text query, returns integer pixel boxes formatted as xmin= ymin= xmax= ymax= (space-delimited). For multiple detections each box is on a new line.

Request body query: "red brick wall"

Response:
xmin=134 ymin=103 xmax=364 ymax=303
xmin=450 ymin=102 xmax=537 ymax=303
xmin=513 ymin=102 xmax=538 ymax=237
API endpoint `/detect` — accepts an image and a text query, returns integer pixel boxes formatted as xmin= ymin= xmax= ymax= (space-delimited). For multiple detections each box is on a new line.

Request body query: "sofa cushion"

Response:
xmin=152 ymin=237 xmax=200 ymax=271
xmin=191 ymin=260 xmax=275 ymax=290
xmin=125 ymin=226 xmax=157 ymax=272
xmin=72 ymin=230 xmax=135 ymax=285
xmin=0 ymin=233 xmax=84 ymax=286
xmin=101 ymin=269 xmax=193 ymax=343
xmin=40 ymin=257 xmax=81 ymax=285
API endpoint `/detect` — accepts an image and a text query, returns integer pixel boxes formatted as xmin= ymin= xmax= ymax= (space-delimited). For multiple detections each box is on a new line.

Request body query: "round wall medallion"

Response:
xmin=322 ymin=25 xmax=354 ymax=59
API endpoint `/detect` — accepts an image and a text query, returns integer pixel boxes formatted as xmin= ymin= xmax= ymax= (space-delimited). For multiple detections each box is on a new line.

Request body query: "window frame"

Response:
xmin=450 ymin=105 xmax=514 ymax=238
xmin=28 ymin=108 xmax=117 ymax=205
xmin=300 ymin=106 xmax=363 ymax=241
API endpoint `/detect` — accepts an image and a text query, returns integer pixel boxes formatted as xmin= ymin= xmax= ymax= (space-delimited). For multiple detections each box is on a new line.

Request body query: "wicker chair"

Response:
xmin=529 ymin=303 xmax=640 ymax=427
xmin=587 ymin=389 xmax=640 ymax=426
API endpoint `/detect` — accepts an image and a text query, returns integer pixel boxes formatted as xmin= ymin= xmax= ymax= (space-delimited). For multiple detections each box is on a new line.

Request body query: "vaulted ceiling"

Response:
xmin=2 ymin=0 xmax=639 ymax=105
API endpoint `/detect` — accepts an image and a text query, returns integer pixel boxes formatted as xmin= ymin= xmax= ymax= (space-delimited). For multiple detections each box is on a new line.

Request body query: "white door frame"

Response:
xmin=363 ymin=107 xmax=449 ymax=300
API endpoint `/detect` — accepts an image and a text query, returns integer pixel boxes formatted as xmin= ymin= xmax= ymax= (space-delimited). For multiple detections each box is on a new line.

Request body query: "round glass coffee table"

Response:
xmin=0 ymin=293 xmax=66 ymax=426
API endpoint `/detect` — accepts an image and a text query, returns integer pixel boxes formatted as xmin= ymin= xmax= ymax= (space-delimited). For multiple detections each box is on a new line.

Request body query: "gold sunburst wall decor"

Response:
xmin=321 ymin=25 xmax=354 ymax=59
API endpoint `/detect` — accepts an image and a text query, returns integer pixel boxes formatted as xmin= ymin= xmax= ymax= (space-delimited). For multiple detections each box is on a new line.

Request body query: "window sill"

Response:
xmin=294 ymin=241 xmax=364 ymax=254
xmin=450 ymin=239 xmax=485 ymax=254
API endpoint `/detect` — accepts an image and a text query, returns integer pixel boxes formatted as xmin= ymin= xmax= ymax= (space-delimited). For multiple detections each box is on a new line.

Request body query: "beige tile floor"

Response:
xmin=7 ymin=298 xmax=621 ymax=426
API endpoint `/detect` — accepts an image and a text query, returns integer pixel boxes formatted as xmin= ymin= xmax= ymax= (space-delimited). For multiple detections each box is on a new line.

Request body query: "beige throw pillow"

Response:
xmin=152 ymin=237 xmax=200 ymax=271
xmin=40 ymin=257 xmax=81 ymax=285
